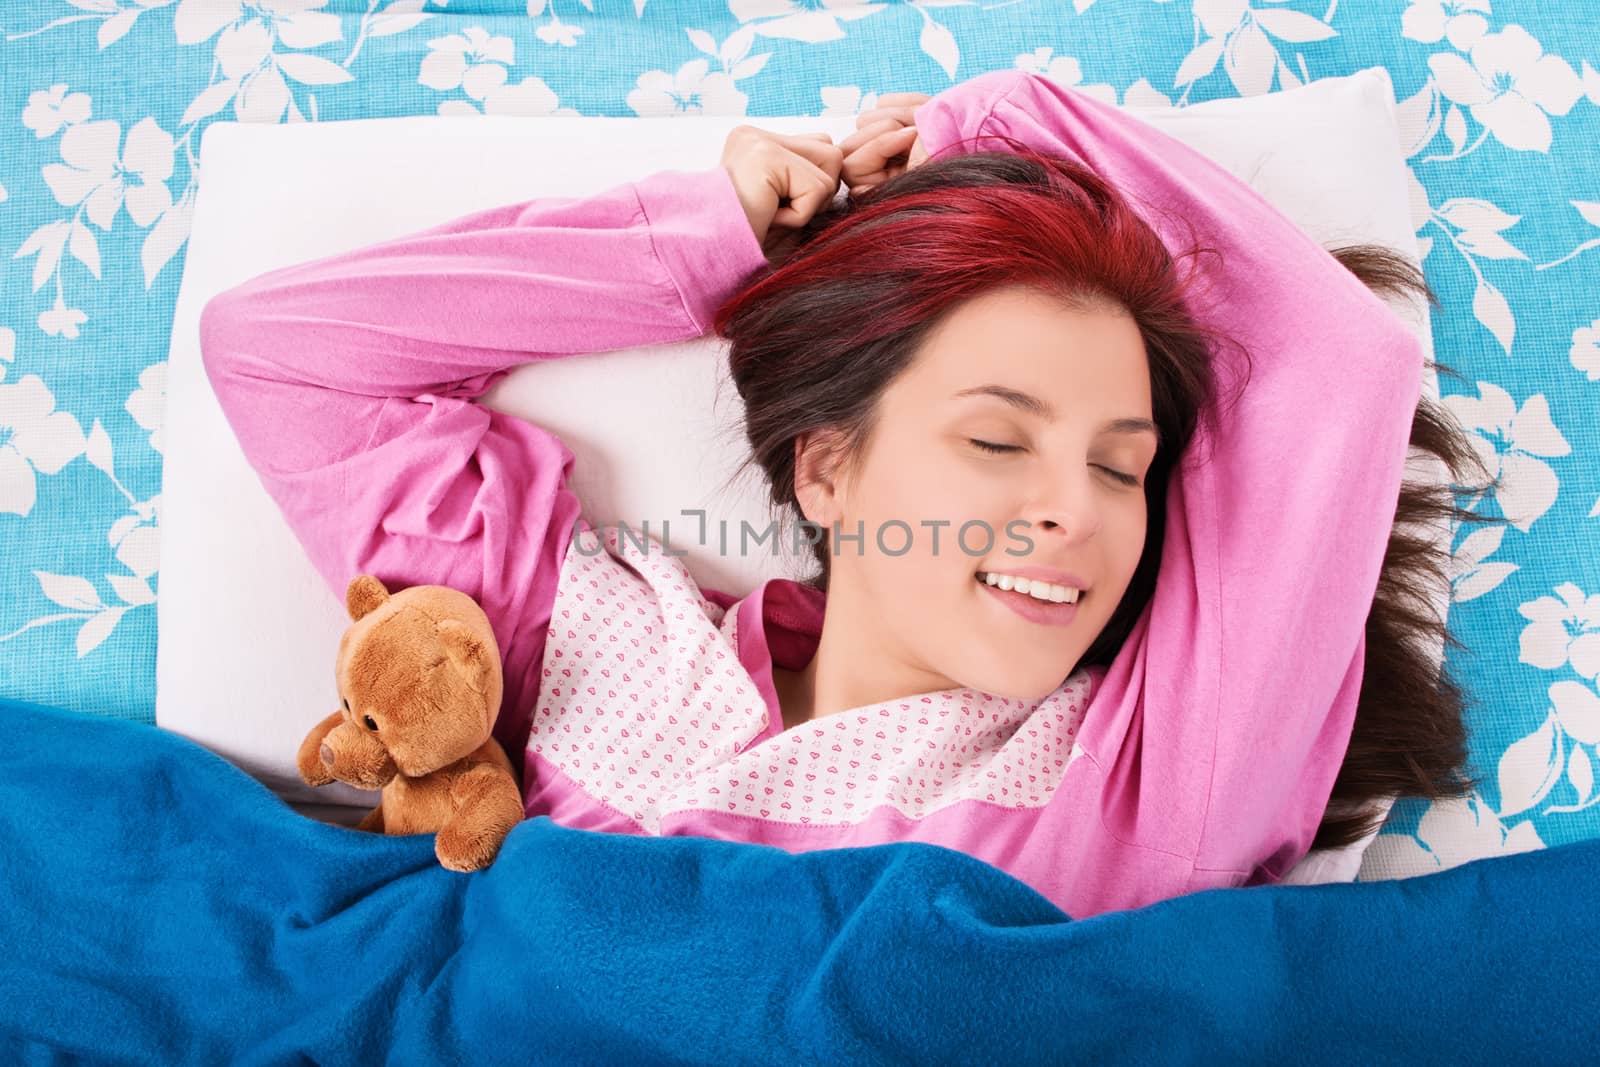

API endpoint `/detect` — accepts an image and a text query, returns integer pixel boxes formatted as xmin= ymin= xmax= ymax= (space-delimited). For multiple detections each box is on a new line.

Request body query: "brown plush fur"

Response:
xmin=296 ymin=574 xmax=523 ymax=872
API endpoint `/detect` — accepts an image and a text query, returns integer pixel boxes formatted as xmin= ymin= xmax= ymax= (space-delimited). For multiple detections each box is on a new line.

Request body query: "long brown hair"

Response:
xmin=711 ymin=146 xmax=1503 ymax=851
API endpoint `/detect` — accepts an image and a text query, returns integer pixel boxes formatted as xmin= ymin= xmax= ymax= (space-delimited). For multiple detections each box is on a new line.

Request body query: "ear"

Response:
xmin=792 ymin=428 xmax=852 ymax=527
xmin=437 ymin=620 xmax=492 ymax=696
xmin=346 ymin=574 xmax=390 ymax=622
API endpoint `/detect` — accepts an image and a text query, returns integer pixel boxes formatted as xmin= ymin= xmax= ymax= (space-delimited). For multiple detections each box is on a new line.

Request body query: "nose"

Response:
xmin=1023 ymin=469 xmax=1103 ymax=545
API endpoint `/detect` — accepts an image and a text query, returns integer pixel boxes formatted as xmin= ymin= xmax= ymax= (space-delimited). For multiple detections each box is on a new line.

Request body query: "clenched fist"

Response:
xmin=837 ymin=92 xmax=932 ymax=198
xmin=720 ymin=125 xmax=844 ymax=256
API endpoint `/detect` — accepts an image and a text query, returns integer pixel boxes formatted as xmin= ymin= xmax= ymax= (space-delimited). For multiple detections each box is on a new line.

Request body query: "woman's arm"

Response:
xmin=198 ymin=165 xmax=770 ymax=762
xmin=913 ymin=71 xmax=1423 ymax=882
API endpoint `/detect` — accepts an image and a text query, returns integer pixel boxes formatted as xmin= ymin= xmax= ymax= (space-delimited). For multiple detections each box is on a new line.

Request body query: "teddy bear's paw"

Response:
xmin=435 ymin=824 xmax=506 ymax=873
xmin=297 ymin=747 xmax=335 ymax=787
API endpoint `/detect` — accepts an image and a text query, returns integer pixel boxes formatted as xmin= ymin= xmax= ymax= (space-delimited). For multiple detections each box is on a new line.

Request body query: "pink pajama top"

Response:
xmin=198 ymin=70 xmax=1421 ymax=919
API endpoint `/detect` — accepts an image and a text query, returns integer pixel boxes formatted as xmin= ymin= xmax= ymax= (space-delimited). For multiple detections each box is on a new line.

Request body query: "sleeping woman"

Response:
xmin=198 ymin=69 xmax=1493 ymax=919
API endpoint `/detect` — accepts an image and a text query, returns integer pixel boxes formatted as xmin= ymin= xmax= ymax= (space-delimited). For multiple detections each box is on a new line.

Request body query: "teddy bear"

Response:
xmin=295 ymin=574 xmax=524 ymax=872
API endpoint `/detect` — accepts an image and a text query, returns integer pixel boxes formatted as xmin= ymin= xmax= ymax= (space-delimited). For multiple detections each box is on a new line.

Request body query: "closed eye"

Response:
xmin=1099 ymin=467 xmax=1141 ymax=487
xmin=969 ymin=438 xmax=1022 ymax=455
xmin=967 ymin=439 xmax=1141 ymax=487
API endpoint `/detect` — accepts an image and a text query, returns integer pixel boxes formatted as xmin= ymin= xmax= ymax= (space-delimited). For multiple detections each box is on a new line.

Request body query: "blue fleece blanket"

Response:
xmin=0 ymin=696 xmax=1586 ymax=1065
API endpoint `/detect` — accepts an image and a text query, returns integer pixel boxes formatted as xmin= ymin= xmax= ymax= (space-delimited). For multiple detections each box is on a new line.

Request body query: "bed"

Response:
xmin=2 ymin=0 xmax=1596 ymax=1059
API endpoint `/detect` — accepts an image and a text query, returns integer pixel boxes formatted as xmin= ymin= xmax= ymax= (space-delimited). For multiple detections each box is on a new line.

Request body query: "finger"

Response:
xmin=838 ymin=118 xmax=899 ymax=156
xmin=841 ymin=126 xmax=918 ymax=185
xmin=779 ymin=135 xmax=845 ymax=183
xmin=873 ymin=92 xmax=933 ymax=107
xmin=851 ymin=95 xmax=931 ymax=131
xmin=853 ymin=104 xmax=920 ymax=132
xmin=770 ymin=130 xmax=834 ymax=146
xmin=786 ymin=152 xmax=840 ymax=217
xmin=772 ymin=154 xmax=839 ymax=228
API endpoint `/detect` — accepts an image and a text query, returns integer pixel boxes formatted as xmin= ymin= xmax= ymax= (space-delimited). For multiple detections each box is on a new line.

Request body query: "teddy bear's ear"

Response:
xmin=437 ymin=620 xmax=492 ymax=696
xmin=346 ymin=574 xmax=390 ymax=622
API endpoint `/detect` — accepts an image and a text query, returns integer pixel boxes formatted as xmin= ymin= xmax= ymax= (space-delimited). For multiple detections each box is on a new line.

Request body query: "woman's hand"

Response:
xmin=720 ymin=126 xmax=844 ymax=255
xmin=837 ymin=93 xmax=932 ymax=198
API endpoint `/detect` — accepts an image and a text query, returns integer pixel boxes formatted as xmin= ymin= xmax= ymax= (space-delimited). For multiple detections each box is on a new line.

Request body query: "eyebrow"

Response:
xmin=954 ymin=385 xmax=1161 ymax=446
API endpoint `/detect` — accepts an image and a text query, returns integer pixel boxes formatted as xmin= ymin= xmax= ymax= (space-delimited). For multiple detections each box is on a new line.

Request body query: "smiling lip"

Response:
xmin=977 ymin=575 xmax=1082 ymax=627
xmin=977 ymin=565 xmax=1091 ymax=592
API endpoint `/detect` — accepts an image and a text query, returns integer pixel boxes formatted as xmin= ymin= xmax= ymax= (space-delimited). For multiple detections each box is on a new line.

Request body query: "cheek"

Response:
xmin=881 ymin=442 xmax=1008 ymax=530
xmin=1109 ymin=498 xmax=1149 ymax=576
xmin=845 ymin=466 xmax=955 ymax=589
xmin=859 ymin=454 xmax=1004 ymax=571
xmin=845 ymin=438 xmax=942 ymax=541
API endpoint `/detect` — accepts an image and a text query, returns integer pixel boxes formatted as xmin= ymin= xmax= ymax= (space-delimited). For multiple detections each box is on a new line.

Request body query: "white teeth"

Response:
xmin=977 ymin=571 xmax=1081 ymax=604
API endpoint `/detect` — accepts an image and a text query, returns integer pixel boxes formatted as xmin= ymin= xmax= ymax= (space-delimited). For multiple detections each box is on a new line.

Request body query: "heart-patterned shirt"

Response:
xmin=522 ymin=521 xmax=1172 ymax=919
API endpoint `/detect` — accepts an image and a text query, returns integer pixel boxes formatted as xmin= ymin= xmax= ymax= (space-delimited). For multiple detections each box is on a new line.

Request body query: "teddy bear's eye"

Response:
xmin=342 ymin=698 xmax=350 ymax=712
xmin=363 ymin=715 xmax=379 ymax=732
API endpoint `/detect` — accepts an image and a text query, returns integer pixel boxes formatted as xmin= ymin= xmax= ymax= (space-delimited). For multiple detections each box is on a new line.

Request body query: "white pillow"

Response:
xmin=157 ymin=67 xmax=1438 ymax=881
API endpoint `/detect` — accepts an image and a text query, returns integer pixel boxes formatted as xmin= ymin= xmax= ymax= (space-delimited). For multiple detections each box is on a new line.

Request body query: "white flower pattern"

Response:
xmin=1427 ymin=24 xmax=1584 ymax=151
xmin=1518 ymin=584 xmax=1600 ymax=680
xmin=1440 ymin=381 xmax=1570 ymax=532
xmin=627 ymin=60 xmax=750 ymax=116
xmin=1571 ymin=317 xmax=1600 ymax=381
xmin=22 ymin=84 xmax=92 ymax=138
xmin=1400 ymin=0 xmax=1490 ymax=51
xmin=420 ymin=26 xmax=516 ymax=99
xmin=0 ymin=375 xmax=88 ymax=518
xmin=41 ymin=118 xmax=175 ymax=230
xmin=1014 ymin=48 xmax=1119 ymax=105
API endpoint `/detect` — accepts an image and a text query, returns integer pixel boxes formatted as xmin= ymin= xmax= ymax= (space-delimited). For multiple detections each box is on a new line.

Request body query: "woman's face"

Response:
xmin=798 ymin=284 xmax=1156 ymax=702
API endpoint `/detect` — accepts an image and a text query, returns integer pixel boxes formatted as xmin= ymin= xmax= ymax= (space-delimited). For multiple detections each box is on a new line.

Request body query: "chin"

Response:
xmin=1022 ymin=677 xmax=1071 ymax=702
xmin=967 ymin=665 xmax=1073 ymax=704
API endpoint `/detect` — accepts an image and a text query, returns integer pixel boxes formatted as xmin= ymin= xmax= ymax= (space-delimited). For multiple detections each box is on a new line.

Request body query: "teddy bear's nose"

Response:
xmin=320 ymin=743 xmax=334 ymax=767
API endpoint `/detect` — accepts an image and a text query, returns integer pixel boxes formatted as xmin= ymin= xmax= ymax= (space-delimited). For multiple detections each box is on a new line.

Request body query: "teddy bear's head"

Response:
xmin=317 ymin=574 xmax=504 ymax=789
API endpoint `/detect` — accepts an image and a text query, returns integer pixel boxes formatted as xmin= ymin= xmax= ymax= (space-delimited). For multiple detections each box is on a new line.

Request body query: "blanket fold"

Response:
xmin=0 ymin=696 xmax=1585 ymax=1064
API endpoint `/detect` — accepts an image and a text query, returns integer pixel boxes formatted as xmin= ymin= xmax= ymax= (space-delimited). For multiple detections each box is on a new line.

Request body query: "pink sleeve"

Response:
xmin=198 ymin=166 xmax=770 ymax=765
xmin=914 ymin=72 xmax=1422 ymax=882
